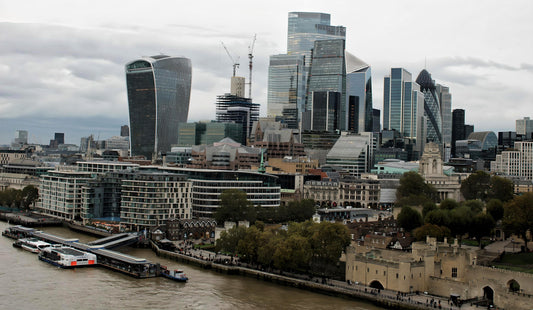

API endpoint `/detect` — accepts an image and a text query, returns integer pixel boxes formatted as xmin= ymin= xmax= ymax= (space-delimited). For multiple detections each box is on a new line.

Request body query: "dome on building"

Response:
xmin=416 ymin=69 xmax=436 ymax=91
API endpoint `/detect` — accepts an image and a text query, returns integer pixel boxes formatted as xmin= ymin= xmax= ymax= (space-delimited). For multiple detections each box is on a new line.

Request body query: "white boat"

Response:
xmin=38 ymin=245 xmax=97 ymax=268
xmin=18 ymin=238 xmax=51 ymax=254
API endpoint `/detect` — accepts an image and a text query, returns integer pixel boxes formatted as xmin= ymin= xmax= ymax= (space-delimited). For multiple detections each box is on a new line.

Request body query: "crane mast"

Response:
xmin=247 ymin=34 xmax=256 ymax=99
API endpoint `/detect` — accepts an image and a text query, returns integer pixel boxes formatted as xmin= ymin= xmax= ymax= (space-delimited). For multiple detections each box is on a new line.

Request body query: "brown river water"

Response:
xmin=0 ymin=221 xmax=384 ymax=309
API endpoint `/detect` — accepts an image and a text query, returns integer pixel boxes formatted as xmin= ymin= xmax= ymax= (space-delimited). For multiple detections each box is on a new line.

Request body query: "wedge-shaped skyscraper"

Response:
xmin=125 ymin=55 xmax=192 ymax=159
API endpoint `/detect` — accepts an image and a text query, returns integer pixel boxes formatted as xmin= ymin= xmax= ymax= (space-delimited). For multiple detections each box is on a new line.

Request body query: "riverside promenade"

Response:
xmin=151 ymin=242 xmax=490 ymax=310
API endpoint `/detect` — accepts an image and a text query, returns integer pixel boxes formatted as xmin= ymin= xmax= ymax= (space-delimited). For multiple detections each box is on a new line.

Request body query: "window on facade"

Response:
xmin=452 ymin=267 xmax=457 ymax=278
xmin=396 ymin=273 xmax=398 ymax=279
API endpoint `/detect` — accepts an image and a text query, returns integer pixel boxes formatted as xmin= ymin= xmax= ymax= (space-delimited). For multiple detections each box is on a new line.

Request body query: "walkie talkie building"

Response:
xmin=125 ymin=55 xmax=192 ymax=159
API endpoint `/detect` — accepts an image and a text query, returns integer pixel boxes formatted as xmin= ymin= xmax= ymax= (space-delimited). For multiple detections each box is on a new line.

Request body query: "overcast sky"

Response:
xmin=1 ymin=0 xmax=532 ymax=145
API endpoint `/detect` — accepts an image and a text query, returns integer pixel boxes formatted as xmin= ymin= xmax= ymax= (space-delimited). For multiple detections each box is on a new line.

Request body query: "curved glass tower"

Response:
xmin=416 ymin=69 xmax=442 ymax=145
xmin=125 ymin=55 xmax=192 ymax=159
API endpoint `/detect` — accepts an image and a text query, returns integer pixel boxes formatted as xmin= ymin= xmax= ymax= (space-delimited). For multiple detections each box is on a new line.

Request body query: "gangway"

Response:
xmin=88 ymin=233 xmax=131 ymax=245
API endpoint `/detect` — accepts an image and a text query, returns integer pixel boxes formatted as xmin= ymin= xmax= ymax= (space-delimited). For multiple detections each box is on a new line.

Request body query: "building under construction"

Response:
xmin=215 ymin=94 xmax=259 ymax=144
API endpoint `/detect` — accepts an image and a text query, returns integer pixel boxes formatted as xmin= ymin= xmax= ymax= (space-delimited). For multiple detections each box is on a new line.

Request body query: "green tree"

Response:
xmin=396 ymin=171 xmax=437 ymax=201
xmin=489 ymin=176 xmax=514 ymax=202
xmin=486 ymin=199 xmax=504 ymax=222
xmin=502 ymin=193 xmax=533 ymax=252
xmin=236 ymin=226 xmax=262 ymax=263
xmin=422 ymin=201 xmax=437 ymax=218
xmin=461 ymin=171 xmax=491 ymax=201
xmin=215 ymin=225 xmax=247 ymax=254
xmin=448 ymin=206 xmax=474 ymax=240
xmin=413 ymin=223 xmax=451 ymax=241
xmin=396 ymin=206 xmax=423 ymax=232
xmin=462 ymin=200 xmax=484 ymax=214
xmin=257 ymin=230 xmax=279 ymax=267
xmin=21 ymin=185 xmax=39 ymax=210
xmin=469 ymin=213 xmax=495 ymax=248
xmin=439 ymin=198 xmax=459 ymax=210
xmin=309 ymin=221 xmax=350 ymax=268
xmin=425 ymin=209 xmax=450 ymax=227
xmin=215 ymin=189 xmax=255 ymax=223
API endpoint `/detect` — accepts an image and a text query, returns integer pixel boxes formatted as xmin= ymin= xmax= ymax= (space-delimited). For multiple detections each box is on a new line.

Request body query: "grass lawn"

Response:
xmin=493 ymin=252 xmax=533 ymax=274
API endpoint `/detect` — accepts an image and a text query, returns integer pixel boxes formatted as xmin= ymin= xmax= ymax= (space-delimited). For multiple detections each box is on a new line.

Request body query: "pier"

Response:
xmin=3 ymin=225 xmax=160 ymax=278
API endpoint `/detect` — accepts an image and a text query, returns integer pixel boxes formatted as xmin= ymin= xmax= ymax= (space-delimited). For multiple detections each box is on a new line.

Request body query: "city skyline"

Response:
xmin=1 ymin=1 xmax=532 ymax=144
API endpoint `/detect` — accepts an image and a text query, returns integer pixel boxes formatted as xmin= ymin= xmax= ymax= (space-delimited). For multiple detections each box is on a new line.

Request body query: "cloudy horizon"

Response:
xmin=1 ymin=1 xmax=532 ymax=145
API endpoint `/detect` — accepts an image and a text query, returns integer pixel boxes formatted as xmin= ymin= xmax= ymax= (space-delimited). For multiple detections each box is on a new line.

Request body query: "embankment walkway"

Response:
xmin=151 ymin=242 xmax=488 ymax=310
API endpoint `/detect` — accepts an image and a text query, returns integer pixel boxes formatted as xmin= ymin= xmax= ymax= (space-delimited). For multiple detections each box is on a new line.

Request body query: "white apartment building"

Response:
xmin=491 ymin=141 xmax=533 ymax=180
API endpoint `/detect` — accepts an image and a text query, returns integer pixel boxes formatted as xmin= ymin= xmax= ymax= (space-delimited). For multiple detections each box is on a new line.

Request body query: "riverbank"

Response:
xmin=150 ymin=241 xmax=471 ymax=310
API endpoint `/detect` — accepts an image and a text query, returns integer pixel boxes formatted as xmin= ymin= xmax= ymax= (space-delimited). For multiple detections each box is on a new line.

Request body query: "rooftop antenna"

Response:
xmin=221 ymin=41 xmax=240 ymax=77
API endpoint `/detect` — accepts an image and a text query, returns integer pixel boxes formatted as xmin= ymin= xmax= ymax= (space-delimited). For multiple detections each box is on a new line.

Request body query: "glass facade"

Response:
xmin=310 ymin=91 xmax=340 ymax=131
xmin=287 ymin=12 xmax=345 ymax=66
xmin=266 ymin=54 xmax=305 ymax=128
xmin=346 ymin=62 xmax=373 ymax=133
xmin=383 ymin=68 xmax=425 ymax=151
xmin=416 ymin=70 xmax=443 ymax=145
xmin=125 ymin=55 xmax=192 ymax=159
xmin=307 ymin=39 xmax=346 ymax=130
xmin=437 ymin=84 xmax=452 ymax=151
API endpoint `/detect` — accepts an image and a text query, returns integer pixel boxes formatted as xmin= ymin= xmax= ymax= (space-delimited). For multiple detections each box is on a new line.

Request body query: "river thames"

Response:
xmin=0 ymin=222 xmax=384 ymax=310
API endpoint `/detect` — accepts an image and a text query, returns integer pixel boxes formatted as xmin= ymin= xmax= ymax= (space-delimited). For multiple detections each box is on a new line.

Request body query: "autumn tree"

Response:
xmin=503 ymin=193 xmax=533 ymax=252
xmin=413 ymin=223 xmax=451 ymax=241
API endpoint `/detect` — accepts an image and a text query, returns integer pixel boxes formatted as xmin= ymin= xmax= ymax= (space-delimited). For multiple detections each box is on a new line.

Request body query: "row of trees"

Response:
xmin=0 ymin=185 xmax=39 ymax=210
xmin=214 ymin=189 xmax=316 ymax=224
xmin=216 ymin=220 xmax=350 ymax=275
xmin=395 ymin=170 xmax=532 ymax=251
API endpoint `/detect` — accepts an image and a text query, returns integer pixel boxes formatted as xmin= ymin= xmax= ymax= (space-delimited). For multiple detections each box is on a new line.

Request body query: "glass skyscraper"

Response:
xmin=416 ymin=69 xmax=443 ymax=145
xmin=267 ymin=12 xmax=345 ymax=129
xmin=383 ymin=68 xmax=425 ymax=152
xmin=125 ymin=55 xmax=192 ymax=159
xmin=306 ymin=39 xmax=346 ymax=130
xmin=346 ymin=54 xmax=373 ymax=133
xmin=267 ymin=54 xmax=305 ymax=129
xmin=287 ymin=12 xmax=346 ymax=65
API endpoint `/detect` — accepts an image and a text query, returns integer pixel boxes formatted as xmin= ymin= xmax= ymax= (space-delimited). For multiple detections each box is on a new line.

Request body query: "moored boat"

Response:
xmin=18 ymin=238 xmax=51 ymax=254
xmin=38 ymin=245 xmax=97 ymax=268
xmin=161 ymin=266 xmax=188 ymax=282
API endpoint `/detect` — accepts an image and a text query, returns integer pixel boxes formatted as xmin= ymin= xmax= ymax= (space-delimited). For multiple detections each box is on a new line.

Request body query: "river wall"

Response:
xmin=151 ymin=241 xmax=433 ymax=310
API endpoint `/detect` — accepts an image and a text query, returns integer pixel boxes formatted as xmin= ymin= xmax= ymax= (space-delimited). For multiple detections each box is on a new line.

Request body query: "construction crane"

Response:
xmin=247 ymin=34 xmax=256 ymax=99
xmin=221 ymin=41 xmax=240 ymax=77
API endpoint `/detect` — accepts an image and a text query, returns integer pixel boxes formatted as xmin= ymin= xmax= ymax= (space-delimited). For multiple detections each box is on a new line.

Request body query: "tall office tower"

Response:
xmin=267 ymin=54 xmax=305 ymax=129
xmin=372 ymin=109 xmax=381 ymax=133
xmin=437 ymin=84 xmax=452 ymax=159
xmin=516 ymin=117 xmax=533 ymax=136
xmin=125 ymin=55 xmax=192 ymax=159
xmin=266 ymin=12 xmax=345 ymax=129
xmin=215 ymin=94 xmax=259 ymax=144
xmin=346 ymin=54 xmax=373 ymax=133
xmin=383 ymin=68 xmax=426 ymax=153
xmin=416 ymin=70 xmax=442 ymax=145
xmin=464 ymin=125 xmax=474 ymax=139
xmin=14 ymin=130 xmax=28 ymax=145
xmin=451 ymin=109 xmax=465 ymax=157
xmin=306 ymin=39 xmax=348 ymax=130
xmin=306 ymin=91 xmax=341 ymax=131
xmin=287 ymin=12 xmax=346 ymax=65
xmin=54 ymin=133 xmax=65 ymax=145
xmin=120 ymin=125 xmax=129 ymax=137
